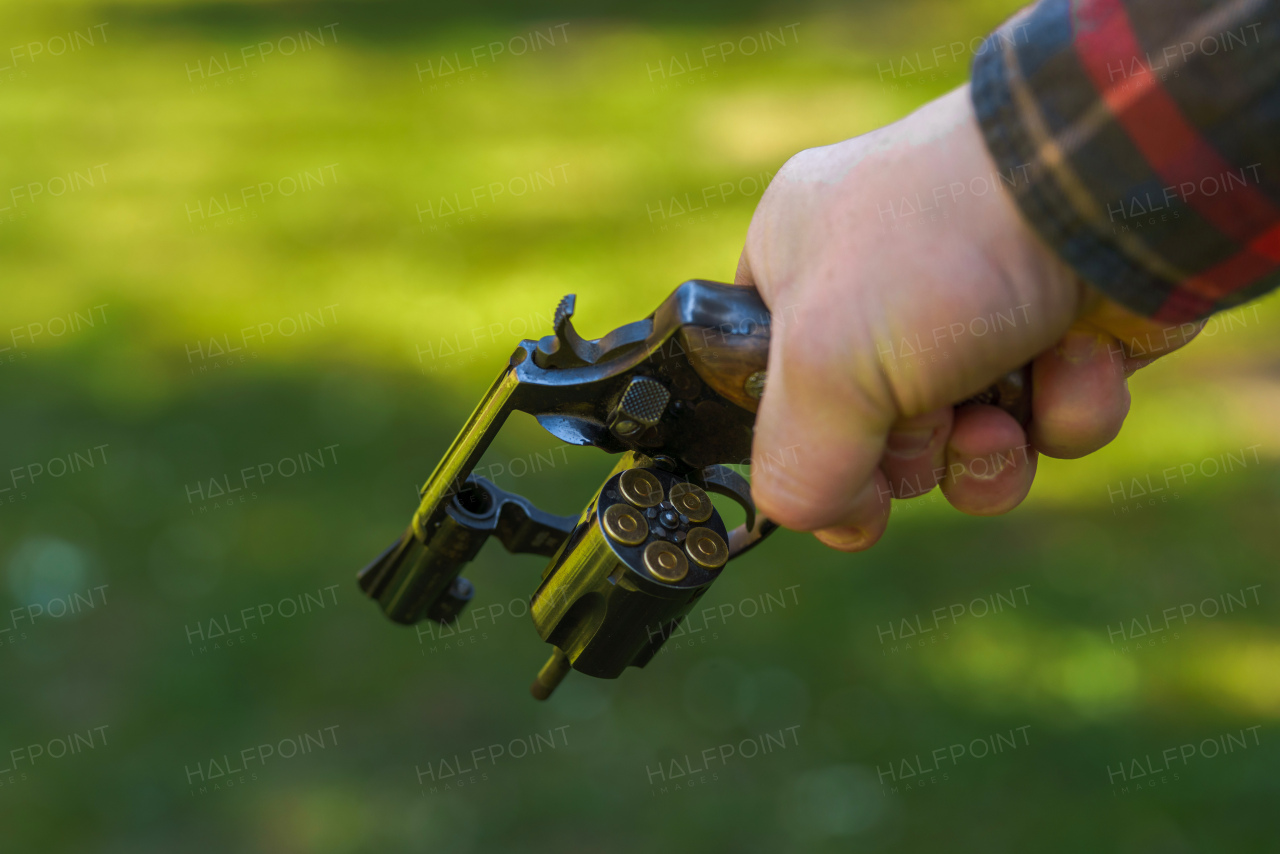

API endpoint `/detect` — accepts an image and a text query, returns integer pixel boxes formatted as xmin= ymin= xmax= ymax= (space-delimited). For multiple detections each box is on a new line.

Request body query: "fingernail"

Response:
xmin=815 ymin=525 xmax=870 ymax=551
xmin=885 ymin=427 xmax=937 ymax=459
xmin=1056 ymin=330 xmax=1105 ymax=365
xmin=951 ymin=448 xmax=1008 ymax=482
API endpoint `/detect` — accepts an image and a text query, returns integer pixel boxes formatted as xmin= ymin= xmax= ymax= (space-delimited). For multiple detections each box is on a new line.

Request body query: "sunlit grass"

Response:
xmin=5 ymin=4 xmax=1277 ymax=510
xmin=2 ymin=3 xmax=1278 ymax=848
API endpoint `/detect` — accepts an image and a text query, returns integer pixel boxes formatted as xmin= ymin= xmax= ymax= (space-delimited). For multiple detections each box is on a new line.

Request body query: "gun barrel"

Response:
xmin=357 ymin=511 xmax=488 ymax=625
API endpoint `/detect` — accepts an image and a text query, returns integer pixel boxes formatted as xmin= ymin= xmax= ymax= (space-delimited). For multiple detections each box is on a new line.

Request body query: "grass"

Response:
xmin=1 ymin=1 xmax=1278 ymax=851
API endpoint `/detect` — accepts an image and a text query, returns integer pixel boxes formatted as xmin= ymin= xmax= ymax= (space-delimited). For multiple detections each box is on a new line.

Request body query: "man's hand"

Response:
xmin=738 ymin=85 xmax=1196 ymax=551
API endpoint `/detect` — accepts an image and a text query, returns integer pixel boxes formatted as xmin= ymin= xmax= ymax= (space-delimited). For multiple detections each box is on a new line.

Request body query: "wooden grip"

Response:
xmin=678 ymin=320 xmax=1032 ymax=425
xmin=679 ymin=324 xmax=771 ymax=413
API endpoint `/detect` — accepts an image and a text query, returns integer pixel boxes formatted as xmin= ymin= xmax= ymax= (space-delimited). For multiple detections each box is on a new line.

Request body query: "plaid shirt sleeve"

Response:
xmin=971 ymin=0 xmax=1280 ymax=322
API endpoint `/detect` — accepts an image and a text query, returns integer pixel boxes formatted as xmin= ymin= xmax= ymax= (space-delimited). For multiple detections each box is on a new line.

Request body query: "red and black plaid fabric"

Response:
xmin=972 ymin=0 xmax=1280 ymax=322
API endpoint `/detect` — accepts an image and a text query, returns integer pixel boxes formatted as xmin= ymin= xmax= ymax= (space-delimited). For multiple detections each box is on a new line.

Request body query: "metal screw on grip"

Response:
xmin=356 ymin=280 xmax=1035 ymax=702
xmin=358 ymin=281 xmax=794 ymax=702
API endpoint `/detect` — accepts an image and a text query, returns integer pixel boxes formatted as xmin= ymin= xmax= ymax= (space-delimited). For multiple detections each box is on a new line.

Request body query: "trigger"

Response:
xmin=700 ymin=465 xmax=756 ymax=532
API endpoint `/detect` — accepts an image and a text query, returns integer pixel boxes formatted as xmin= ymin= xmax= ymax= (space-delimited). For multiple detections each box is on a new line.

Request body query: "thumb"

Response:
xmin=749 ymin=298 xmax=896 ymax=544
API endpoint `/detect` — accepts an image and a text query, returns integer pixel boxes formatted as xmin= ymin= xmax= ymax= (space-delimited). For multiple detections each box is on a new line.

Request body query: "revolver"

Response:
xmin=357 ymin=280 xmax=1030 ymax=700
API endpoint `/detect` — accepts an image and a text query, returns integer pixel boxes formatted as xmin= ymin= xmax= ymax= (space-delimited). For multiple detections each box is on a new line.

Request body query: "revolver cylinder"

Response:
xmin=528 ymin=466 xmax=730 ymax=698
xmin=357 ymin=279 xmax=1034 ymax=700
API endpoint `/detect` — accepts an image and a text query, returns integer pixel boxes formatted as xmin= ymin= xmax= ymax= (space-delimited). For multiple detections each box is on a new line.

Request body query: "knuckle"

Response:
xmin=777 ymin=146 xmax=819 ymax=177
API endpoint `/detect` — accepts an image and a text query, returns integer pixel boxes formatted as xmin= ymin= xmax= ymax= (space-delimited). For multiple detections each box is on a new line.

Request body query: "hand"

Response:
xmin=737 ymin=85 xmax=1197 ymax=551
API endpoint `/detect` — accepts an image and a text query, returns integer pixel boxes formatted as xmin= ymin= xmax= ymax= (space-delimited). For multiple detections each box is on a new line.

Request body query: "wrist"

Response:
xmin=942 ymin=85 xmax=1090 ymax=330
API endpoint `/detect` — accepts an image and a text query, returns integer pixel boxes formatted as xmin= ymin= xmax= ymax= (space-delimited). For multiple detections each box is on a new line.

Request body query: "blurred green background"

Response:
xmin=1 ymin=0 xmax=1278 ymax=851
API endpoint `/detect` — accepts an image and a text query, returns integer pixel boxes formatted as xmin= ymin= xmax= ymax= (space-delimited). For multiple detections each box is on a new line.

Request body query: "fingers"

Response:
xmin=1025 ymin=295 xmax=1202 ymax=459
xmin=1029 ymin=326 xmax=1130 ymax=459
xmin=879 ymin=407 xmax=953 ymax=498
xmin=737 ymin=249 xmax=897 ymax=550
xmin=749 ymin=305 xmax=895 ymax=535
xmin=805 ymin=405 xmax=1035 ymax=548
xmin=939 ymin=405 xmax=1037 ymax=515
xmin=812 ymin=470 xmax=893 ymax=552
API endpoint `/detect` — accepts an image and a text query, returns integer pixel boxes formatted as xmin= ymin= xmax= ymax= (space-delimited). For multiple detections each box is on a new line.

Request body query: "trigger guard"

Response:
xmin=700 ymin=465 xmax=756 ymax=531
xmin=699 ymin=464 xmax=780 ymax=559
xmin=727 ymin=516 xmax=780 ymax=560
